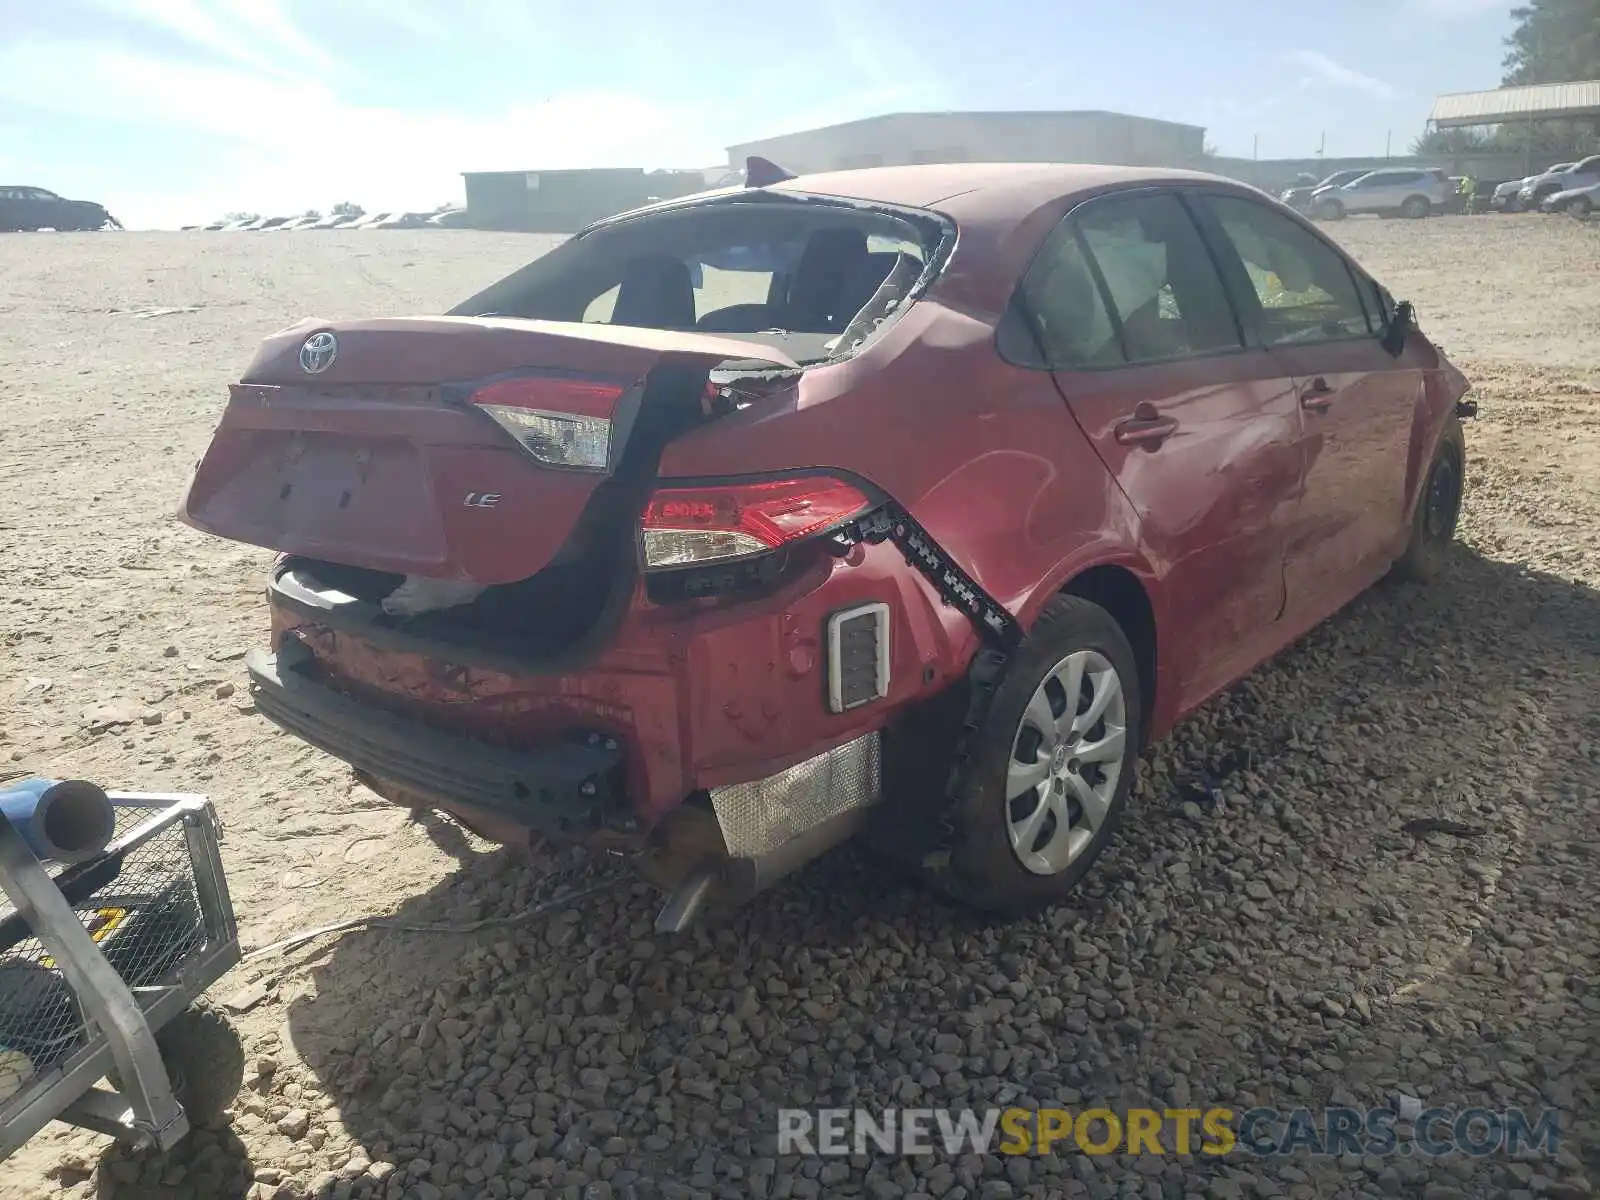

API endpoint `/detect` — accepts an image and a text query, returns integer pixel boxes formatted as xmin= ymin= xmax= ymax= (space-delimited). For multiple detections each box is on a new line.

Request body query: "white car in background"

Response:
xmin=1518 ymin=155 xmax=1600 ymax=211
xmin=1490 ymin=165 xmax=1572 ymax=212
xmin=1540 ymin=180 xmax=1600 ymax=217
xmin=1312 ymin=168 xmax=1451 ymax=220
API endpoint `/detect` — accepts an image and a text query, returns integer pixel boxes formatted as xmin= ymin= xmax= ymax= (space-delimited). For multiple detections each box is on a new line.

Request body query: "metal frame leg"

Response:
xmin=0 ymin=813 xmax=187 ymax=1151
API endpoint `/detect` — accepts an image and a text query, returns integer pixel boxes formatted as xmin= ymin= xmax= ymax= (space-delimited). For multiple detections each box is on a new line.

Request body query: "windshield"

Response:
xmin=452 ymin=198 xmax=942 ymax=365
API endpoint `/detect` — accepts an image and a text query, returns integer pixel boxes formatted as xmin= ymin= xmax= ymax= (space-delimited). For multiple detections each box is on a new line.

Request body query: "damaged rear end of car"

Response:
xmin=181 ymin=184 xmax=961 ymax=928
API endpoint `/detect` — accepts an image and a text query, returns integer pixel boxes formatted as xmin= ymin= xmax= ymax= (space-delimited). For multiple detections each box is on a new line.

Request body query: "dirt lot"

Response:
xmin=1 ymin=215 xmax=1597 ymax=1200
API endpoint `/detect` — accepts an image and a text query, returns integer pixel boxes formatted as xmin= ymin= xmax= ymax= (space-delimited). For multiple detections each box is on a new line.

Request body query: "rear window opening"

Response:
xmin=450 ymin=197 xmax=945 ymax=365
xmin=283 ymin=528 xmax=631 ymax=668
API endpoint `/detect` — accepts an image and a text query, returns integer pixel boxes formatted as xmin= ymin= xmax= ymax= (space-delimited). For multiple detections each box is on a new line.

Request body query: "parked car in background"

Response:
xmin=182 ymin=161 xmax=1471 ymax=929
xmin=1489 ymin=165 xmax=1572 ymax=212
xmin=1540 ymin=180 xmax=1599 ymax=217
xmin=428 ymin=208 xmax=472 ymax=228
xmin=275 ymin=216 xmax=323 ymax=231
xmin=1313 ymin=168 xmax=1450 ymax=220
xmin=373 ymin=212 xmax=429 ymax=229
xmin=308 ymin=213 xmax=362 ymax=229
xmin=347 ymin=212 xmax=393 ymax=229
xmin=0 ymin=185 xmax=121 ymax=231
xmin=1279 ymin=169 xmax=1369 ymax=213
xmin=1518 ymin=156 xmax=1600 ymax=210
xmin=240 ymin=216 xmax=291 ymax=231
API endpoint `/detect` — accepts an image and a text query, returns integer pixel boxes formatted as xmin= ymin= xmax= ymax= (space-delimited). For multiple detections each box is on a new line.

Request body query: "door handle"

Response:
xmin=1114 ymin=415 xmax=1179 ymax=446
xmin=1300 ymin=377 xmax=1336 ymax=411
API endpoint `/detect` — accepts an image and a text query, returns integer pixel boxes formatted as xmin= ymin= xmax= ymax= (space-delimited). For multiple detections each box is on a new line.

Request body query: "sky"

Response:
xmin=0 ymin=0 xmax=1520 ymax=229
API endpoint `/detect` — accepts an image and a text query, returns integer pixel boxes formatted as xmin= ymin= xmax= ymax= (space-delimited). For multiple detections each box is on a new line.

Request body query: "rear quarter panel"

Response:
xmin=655 ymin=296 xmax=1160 ymax=690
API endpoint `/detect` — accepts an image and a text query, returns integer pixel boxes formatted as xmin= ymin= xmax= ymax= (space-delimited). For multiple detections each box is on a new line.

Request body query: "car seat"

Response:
xmin=612 ymin=253 xmax=696 ymax=329
xmin=784 ymin=228 xmax=872 ymax=332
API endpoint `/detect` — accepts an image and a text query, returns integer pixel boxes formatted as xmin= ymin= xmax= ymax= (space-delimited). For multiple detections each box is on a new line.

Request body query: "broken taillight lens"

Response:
xmin=640 ymin=476 xmax=874 ymax=570
xmin=468 ymin=376 xmax=629 ymax=471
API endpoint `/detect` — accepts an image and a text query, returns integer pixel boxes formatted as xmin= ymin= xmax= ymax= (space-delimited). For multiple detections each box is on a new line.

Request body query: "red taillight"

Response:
xmin=468 ymin=375 xmax=630 ymax=471
xmin=640 ymin=476 xmax=874 ymax=570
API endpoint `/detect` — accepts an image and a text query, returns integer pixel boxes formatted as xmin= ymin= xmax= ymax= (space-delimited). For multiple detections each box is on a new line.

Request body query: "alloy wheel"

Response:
xmin=1005 ymin=650 xmax=1127 ymax=876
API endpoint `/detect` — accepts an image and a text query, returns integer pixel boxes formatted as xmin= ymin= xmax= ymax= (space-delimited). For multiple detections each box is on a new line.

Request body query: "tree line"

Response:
xmin=1414 ymin=0 xmax=1600 ymax=155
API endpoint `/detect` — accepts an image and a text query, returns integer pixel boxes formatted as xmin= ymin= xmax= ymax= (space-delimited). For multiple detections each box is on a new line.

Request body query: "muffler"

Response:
xmin=647 ymin=733 xmax=882 ymax=932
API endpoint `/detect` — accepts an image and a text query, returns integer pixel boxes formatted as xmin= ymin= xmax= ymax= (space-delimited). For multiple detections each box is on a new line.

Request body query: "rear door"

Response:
xmin=24 ymin=189 xmax=58 ymax=229
xmin=1016 ymin=189 xmax=1306 ymax=705
xmin=1357 ymin=171 xmax=1405 ymax=212
xmin=1192 ymin=192 xmax=1418 ymax=624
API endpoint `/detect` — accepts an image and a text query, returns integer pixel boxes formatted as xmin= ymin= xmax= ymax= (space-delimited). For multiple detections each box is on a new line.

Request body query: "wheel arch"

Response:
xmin=1058 ymin=563 xmax=1159 ymax=747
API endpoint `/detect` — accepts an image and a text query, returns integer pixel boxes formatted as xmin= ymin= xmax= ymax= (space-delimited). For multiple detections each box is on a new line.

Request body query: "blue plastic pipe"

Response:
xmin=0 ymin=778 xmax=117 ymax=864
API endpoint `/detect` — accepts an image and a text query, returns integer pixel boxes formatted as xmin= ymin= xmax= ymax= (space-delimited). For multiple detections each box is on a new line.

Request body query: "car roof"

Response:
xmin=767 ymin=162 xmax=1234 ymax=227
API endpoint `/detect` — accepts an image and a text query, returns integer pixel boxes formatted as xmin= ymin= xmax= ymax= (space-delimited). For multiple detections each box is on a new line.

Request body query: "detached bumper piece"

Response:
xmin=245 ymin=642 xmax=625 ymax=834
xmin=651 ymin=733 xmax=883 ymax=934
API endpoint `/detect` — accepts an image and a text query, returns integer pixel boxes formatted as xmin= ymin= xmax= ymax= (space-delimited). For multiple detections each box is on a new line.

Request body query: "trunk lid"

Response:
xmin=181 ymin=317 xmax=797 ymax=586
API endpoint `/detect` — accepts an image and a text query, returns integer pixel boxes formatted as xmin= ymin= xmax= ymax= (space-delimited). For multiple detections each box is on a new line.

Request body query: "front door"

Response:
xmin=1020 ymin=189 xmax=1306 ymax=707
xmin=1193 ymin=192 xmax=1418 ymax=624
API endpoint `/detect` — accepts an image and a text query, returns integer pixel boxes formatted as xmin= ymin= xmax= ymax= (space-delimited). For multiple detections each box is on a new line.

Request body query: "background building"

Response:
xmin=459 ymin=167 xmax=713 ymax=232
xmin=725 ymin=110 xmax=1207 ymax=175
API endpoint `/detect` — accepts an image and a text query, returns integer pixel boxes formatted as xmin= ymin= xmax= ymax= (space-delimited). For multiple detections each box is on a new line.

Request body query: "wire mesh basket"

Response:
xmin=0 ymin=795 xmax=239 ymax=1156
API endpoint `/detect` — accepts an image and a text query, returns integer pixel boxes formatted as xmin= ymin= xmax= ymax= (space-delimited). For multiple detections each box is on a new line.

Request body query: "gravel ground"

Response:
xmin=1 ymin=214 xmax=1597 ymax=1200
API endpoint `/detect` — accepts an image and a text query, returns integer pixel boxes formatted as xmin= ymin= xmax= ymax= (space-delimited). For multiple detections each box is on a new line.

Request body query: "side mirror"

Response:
xmin=1381 ymin=300 xmax=1414 ymax=358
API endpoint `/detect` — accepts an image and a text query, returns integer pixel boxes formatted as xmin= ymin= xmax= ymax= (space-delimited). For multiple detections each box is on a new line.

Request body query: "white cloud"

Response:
xmin=80 ymin=0 xmax=342 ymax=80
xmin=2 ymin=0 xmax=951 ymax=227
xmin=1289 ymin=50 xmax=1401 ymax=101
xmin=0 ymin=36 xmax=719 ymax=227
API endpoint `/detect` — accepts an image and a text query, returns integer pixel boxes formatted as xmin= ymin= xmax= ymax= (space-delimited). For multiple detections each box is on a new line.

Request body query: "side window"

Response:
xmin=1075 ymin=193 xmax=1242 ymax=363
xmin=582 ymin=285 xmax=618 ymax=323
xmin=1001 ymin=219 xmax=1123 ymax=368
xmin=1201 ymin=195 xmax=1373 ymax=345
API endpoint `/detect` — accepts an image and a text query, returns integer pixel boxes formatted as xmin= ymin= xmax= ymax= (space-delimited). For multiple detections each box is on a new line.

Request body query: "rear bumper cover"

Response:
xmin=246 ymin=641 xmax=627 ymax=835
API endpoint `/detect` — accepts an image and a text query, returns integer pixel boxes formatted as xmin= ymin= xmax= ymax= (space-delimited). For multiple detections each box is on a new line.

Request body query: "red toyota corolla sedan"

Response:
xmin=181 ymin=161 xmax=1472 ymax=930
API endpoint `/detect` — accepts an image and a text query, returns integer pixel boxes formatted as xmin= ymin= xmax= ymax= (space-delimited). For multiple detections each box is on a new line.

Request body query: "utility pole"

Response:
xmin=1385 ymin=130 xmax=1392 ymax=160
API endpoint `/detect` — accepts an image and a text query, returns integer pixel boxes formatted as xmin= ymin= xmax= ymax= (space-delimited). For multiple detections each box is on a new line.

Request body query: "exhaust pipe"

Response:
xmin=0 ymin=778 xmax=117 ymax=863
xmin=650 ymin=807 xmax=870 ymax=934
xmin=654 ymin=865 xmax=718 ymax=934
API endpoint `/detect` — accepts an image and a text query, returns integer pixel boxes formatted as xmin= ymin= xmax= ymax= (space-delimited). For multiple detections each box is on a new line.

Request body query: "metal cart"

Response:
xmin=0 ymin=792 xmax=244 ymax=1161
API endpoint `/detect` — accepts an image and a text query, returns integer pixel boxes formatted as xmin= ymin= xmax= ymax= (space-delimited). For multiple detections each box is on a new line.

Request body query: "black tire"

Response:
xmin=1391 ymin=416 xmax=1465 ymax=584
xmin=1315 ymin=198 xmax=1345 ymax=221
xmin=1401 ymin=196 xmax=1431 ymax=219
xmin=110 ymin=999 xmax=245 ymax=1126
xmin=1569 ymin=196 xmax=1592 ymax=218
xmin=946 ymin=595 xmax=1142 ymax=917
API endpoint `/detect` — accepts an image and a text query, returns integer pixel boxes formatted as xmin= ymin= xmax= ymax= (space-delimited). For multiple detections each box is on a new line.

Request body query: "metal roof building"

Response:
xmin=1429 ymin=80 xmax=1600 ymax=127
xmin=726 ymin=111 xmax=1207 ymax=176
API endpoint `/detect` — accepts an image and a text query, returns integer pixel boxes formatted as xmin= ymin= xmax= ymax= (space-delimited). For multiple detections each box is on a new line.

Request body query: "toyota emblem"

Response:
xmin=299 ymin=331 xmax=338 ymax=374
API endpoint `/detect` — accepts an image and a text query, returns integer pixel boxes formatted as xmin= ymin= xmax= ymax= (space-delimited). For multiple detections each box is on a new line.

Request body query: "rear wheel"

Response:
xmin=1568 ymin=196 xmax=1593 ymax=218
xmin=1315 ymin=198 xmax=1345 ymax=221
xmin=947 ymin=595 xmax=1142 ymax=917
xmin=1392 ymin=416 xmax=1465 ymax=584
xmin=109 ymin=999 xmax=245 ymax=1127
xmin=1401 ymin=196 xmax=1431 ymax=219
